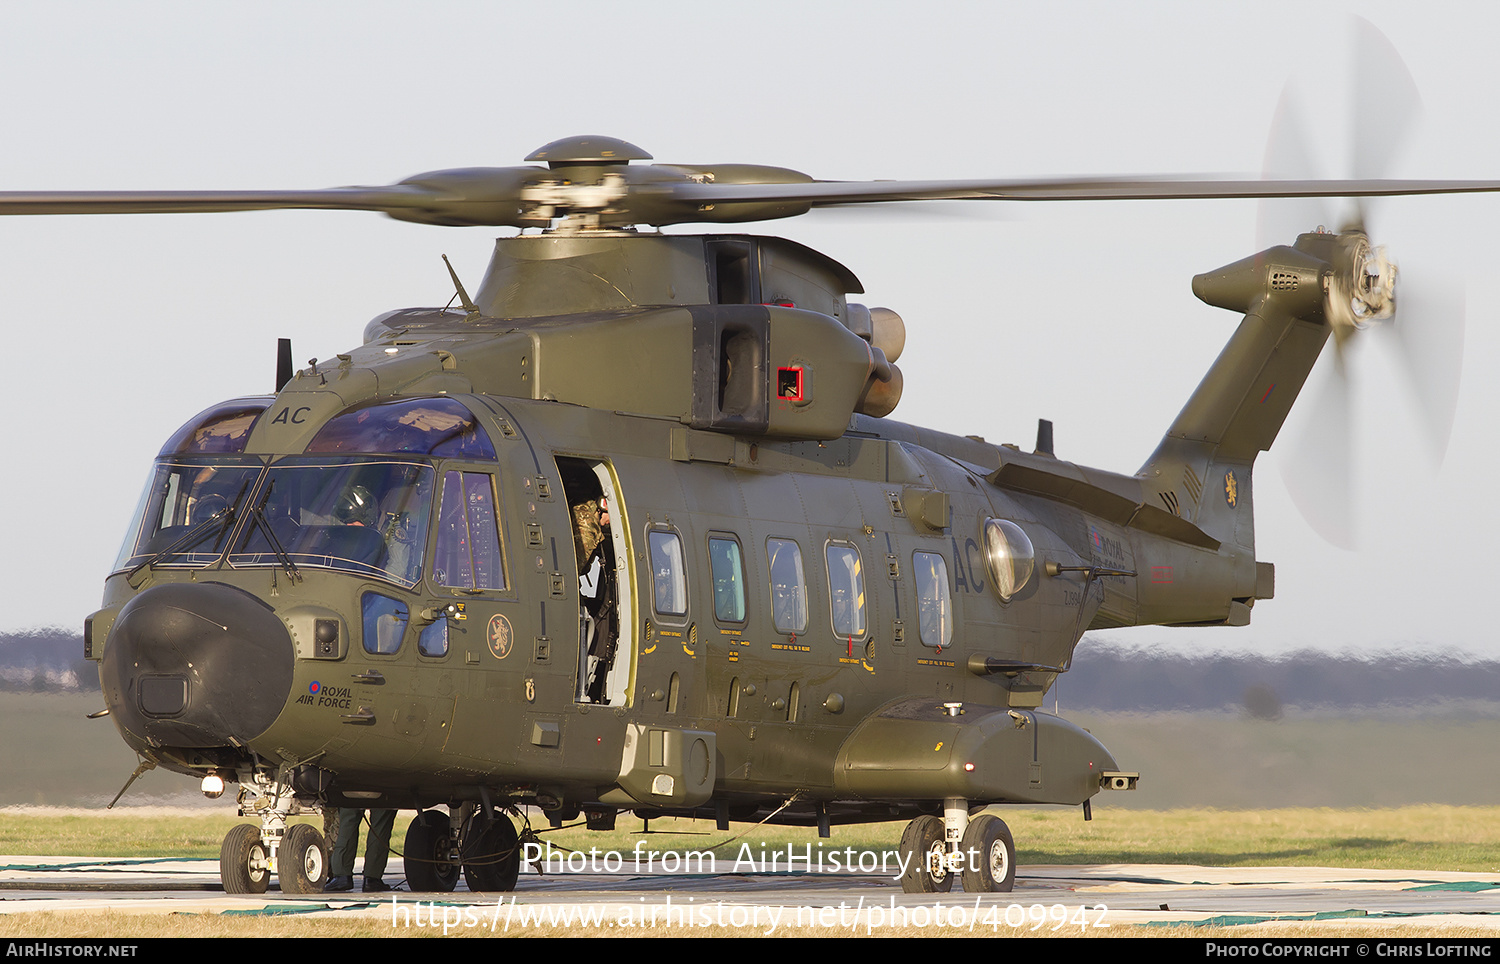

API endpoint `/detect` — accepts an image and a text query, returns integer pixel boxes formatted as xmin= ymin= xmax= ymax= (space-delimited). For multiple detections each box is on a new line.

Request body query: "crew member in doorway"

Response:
xmin=572 ymin=497 xmax=618 ymax=703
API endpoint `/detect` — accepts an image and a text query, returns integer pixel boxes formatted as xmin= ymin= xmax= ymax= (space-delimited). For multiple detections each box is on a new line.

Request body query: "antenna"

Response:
xmin=1035 ymin=418 xmax=1054 ymax=457
xmin=442 ymin=254 xmax=481 ymax=322
xmin=276 ymin=338 xmax=293 ymax=392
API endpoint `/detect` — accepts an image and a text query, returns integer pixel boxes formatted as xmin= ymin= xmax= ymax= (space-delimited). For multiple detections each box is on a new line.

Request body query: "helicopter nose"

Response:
xmin=101 ymin=583 xmax=294 ymax=749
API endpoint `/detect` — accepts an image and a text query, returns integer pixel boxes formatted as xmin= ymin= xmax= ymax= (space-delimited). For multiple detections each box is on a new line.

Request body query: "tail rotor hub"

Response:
xmin=1329 ymin=234 xmax=1397 ymax=331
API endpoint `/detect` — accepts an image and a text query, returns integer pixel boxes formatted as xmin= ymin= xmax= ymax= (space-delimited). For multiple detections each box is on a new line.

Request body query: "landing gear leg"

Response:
xmin=221 ymin=765 xmax=324 ymax=894
xmin=898 ymin=798 xmax=1016 ymax=894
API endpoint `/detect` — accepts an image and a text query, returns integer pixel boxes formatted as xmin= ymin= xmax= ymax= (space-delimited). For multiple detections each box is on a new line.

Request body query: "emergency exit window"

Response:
xmin=767 ymin=538 xmax=807 ymax=634
xmin=709 ymin=535 xmax=746 ymax=623
xmin=913 ymin=551 xmax=952 ymax=649
xmin=649 ymin=530 xmax=687 ymax=616
xmin=826 ymin=543 xmax=867 ymax=639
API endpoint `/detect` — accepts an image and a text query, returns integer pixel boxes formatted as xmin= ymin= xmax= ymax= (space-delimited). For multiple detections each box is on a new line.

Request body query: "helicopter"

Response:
xmin=19 ymin=128 xmax=1491 ymax=895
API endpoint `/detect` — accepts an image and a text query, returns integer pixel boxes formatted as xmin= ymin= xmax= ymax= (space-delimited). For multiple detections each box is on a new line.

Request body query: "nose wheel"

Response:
xmin=218 ymin=823 xmax=329 ymax=894
xmin=279 ymin=823 xmax=329 ymax=894
xmin=220 ymin=823 xmax=270 ymax=895
xmin=217 ymin=766 xmax=329 ymax=895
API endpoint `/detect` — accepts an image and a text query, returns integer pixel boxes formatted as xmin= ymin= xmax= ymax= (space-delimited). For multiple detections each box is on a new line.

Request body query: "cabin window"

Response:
xmin=361 ymin=593 xmax=408 ymax=655
xmin=825 ymin=542 xmax=867 ymax=639
xmin=766 ymin=537 xmax=807 ymax=634
xmin=433 ymin=471 xmax=506 ymax=591
xmin=708 ymin=535 xmax=746 ymax=623
xmin=913 ymin=550 xmax=952 ymax=649
xmin=648 ymin=530 xmax=688 ymax=616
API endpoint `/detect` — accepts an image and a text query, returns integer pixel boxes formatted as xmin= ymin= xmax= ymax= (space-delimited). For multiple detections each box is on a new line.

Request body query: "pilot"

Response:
xmin=378 ymin=486 xmax=420 ymax=583
xmin=334 ymin=484 xmax=379 ymax=528
xmin=187 ymin=466 xmax=238 ymax=524
xmin=326 ymin=807 xmax=397 ymax=893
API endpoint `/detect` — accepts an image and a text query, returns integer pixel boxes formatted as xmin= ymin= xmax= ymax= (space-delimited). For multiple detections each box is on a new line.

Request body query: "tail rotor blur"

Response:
xmin=1262 ymin=19 xmax=1465 ymax=547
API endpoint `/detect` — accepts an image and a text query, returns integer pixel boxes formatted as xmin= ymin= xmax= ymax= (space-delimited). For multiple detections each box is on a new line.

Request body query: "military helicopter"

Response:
xmin=21 ymin=130 xmax=1491 ymax=896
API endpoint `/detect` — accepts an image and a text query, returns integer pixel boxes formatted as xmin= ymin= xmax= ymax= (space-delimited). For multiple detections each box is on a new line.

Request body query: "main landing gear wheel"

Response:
xmin=280 ymin=823 xmax=328 ymax=894
xmin=404 ymin=809 xmax=460 ymax=892
xmin=220 ymin=823 xmax=270 ymax=895
xmin=959 ymin=814 xmax=1015 ymax=893
xmin=460 ymin=809 xmax=521 ymax=893
xmin=899 ymin=814 xmax=952 ymax=894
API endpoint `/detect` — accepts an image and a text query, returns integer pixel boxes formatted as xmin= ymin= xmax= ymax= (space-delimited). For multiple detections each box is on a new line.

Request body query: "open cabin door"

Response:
xmin=556 ymin=457 xmax=634 ymax=706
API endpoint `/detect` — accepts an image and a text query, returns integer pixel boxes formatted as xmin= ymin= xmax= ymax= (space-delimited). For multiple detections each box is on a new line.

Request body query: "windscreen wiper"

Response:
xmin=246 ymin=480 xmax=302 ymax=583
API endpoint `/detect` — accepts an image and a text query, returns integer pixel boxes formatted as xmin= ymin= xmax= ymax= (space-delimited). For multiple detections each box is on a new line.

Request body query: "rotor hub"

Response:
xmin=1328 ymin=234 xmax=1397 ymax=332
xmin=524 ymin=135 xmax=652 ymax=168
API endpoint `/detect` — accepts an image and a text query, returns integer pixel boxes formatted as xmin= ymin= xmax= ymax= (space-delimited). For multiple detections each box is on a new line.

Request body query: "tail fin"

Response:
xmin=1138 ymin=237 xmax=1338 ymax=555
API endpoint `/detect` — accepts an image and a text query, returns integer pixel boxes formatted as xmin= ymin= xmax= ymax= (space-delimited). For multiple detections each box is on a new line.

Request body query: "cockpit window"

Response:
xmin=113 ymin=460 xmax=263 ymax=572
xmin=305 ymin=397 xmax=495 ymax=459
xmin=230 ymin=458 xmax=435 ymax=588
xmin=158 ymin=398 xmax=273 ymax=456
xmin=432 ymin=471 xmax=507 ymax=591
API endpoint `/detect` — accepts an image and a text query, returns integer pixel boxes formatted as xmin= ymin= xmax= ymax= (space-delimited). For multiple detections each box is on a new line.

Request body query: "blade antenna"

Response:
xmin=275 ymin=338 xmax=293 ymax=392
xmin=442 ymin=254 xmax=482 ymax=322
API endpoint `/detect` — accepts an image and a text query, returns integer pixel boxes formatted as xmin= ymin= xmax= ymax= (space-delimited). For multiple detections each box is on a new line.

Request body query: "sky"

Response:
xmin=0 ymin=1 xmax=1495 ymax=658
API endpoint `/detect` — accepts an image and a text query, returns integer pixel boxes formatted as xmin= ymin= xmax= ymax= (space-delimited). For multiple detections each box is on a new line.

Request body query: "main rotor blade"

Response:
xmin=0 ymin=187 xmax=431 ymax=217
xmin=664 ymin=176 xmax=1500 ymax=207
xmin=3 ymin=161 xmax=1500 ymax=229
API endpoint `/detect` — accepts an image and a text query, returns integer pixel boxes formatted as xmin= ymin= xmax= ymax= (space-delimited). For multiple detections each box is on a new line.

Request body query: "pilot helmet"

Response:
xmin=335 ymin=484 xmax=378 ymax=527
